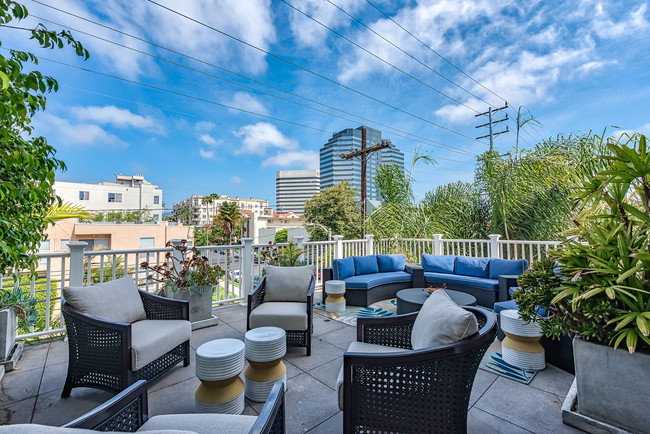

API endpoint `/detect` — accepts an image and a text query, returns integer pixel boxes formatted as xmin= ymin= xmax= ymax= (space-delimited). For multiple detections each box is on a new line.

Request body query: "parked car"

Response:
xmin=230 ymin=270 xmax=241 ymax=283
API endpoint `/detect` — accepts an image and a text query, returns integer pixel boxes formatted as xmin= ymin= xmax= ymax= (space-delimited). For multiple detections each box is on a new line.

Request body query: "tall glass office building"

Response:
xmin=319 ymin=126 xmax=405 ymax=201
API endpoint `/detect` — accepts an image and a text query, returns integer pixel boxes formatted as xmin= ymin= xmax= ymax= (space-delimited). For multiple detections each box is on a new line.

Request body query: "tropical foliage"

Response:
xmin=93 ymin=208 xmax=153 ymax=223
xmin=304 ymin=181 xmax=362 ymax=240
xmin=214 ymin=201 xmax=243 ymax=245
xmin=260 ymin=241 xmax=306 ymax=267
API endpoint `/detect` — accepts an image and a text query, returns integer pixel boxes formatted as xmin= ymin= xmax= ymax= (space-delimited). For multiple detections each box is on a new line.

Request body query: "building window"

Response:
xmin=40 ymin=240 xmax=50 ymax=251
xmin=60 ymin=239 xmax=69 ymax=250
xmin=140 ymin=237 xmax=155 ymax=247
xmin=79 ymin=238 xmax=110 ymax=250
xmin=153 ymin=196 xmax=160 ymax=204
xmin=79 ymin=191 xmax=89 ymax=200
xmin=108 ymin=193 xmax=122 ymax=203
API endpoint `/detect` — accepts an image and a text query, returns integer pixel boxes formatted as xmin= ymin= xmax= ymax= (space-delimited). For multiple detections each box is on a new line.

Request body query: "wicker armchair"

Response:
xmin=247 ymin=274 xmax=315 ymax=356
xmin=341 ymin=306 xmax=497 ymax=433
xmin=58 ymin=379 xmax=286 ymax=433
xmin=61 ymin=290 xmax=190 ymax=397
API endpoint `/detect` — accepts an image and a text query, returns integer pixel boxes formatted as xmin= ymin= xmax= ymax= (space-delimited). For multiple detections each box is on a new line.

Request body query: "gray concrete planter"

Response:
xmin=0 ymin=308 xmax=17 ymax=361
xmin=165 ymin=286 xmax=214 ymax=323
xmin=573 ymin=336 xmax=650 ymax=433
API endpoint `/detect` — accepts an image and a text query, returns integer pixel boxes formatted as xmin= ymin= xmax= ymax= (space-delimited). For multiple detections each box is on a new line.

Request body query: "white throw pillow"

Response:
xmin=264 ymin=265 xmax=314 ymax=302
xmin=63 ymin=275 xmax=147 ymax=324
xmin=410 ymin=289 xmax=478 ymax=350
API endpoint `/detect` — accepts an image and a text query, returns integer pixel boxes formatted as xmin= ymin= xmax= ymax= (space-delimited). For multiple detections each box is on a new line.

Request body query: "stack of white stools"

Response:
xmin=244 ymin=327 xmax=287 ymax=402
xmin=195 ymin=338 xmax=246 ymax=414
xmin=325 ymin=280 xmax=346 ymax=313
xmin=500 ymin=309 xmax=546 ymax=370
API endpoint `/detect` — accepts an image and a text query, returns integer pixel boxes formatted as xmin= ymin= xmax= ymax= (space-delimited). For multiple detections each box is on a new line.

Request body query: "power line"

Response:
xmin=143 ymin=0 xmax=483 ymax=143
xmin=281 ymin=0 xmax=479 ymax=113
xmin=324 ymin=0 xmax=498 ymax=108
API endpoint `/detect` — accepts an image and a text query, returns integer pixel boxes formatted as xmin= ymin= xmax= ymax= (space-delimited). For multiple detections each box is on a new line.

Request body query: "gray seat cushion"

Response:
xmin=410 ymin=289 xmax=478 ymax=350
xmin=63 ymin=275 xmax=146 ymax=324
xmin=264 ymin=265 xmax=314 ymax=302
xmin=140 ymin=414 xmax=257 ymax=434
xmin=0 ymin=425 xmax=194 ymax=434
xmin=249 ymin=302 xmax=308 ymax=330
xmin=336 ymin=341 xmax=406 ymax=411
xmin=131 ymin=319 xmax=191 ymax=371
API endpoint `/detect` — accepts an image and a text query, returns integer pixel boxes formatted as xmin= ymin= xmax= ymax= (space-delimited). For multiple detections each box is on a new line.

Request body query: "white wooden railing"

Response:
xmin=6 ymin=233 xmax=564 ymax=340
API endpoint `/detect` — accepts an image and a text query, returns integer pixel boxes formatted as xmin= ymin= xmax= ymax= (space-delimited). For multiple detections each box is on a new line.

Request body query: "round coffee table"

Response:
xmin=396 ymin=288 xmax=477 ymax=314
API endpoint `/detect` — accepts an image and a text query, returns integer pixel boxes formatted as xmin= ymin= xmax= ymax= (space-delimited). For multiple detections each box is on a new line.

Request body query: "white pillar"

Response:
xmin=333 ymin=235 xmax=344 ymax=259
xmin=432 ymin=234 xmax=443 ymax=255
xmin=170 ymin=239 xmax=184 ymax=266
xmin=488 ymin=234 xmax=501 ymax=258
xmin=240 ymin=237 xmax=253 ymax=304
xmin=365 ymin=234 xmax=374 ymax=256
xmin=294 ymin=236 xmax=305 ymax=264
xmin=67 ymin=242 xmax=88 ymax=287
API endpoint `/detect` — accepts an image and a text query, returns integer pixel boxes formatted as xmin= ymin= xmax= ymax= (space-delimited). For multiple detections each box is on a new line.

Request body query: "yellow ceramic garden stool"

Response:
xmin=244 ymin=327 xmax=287 ymax=402
xmin=500 ymin=309 xmax=546 ymax=370
xmin=195 ymin=338 xmax=246 ymax=414
xmin=325 ymin=280 xmax=346 ymax=313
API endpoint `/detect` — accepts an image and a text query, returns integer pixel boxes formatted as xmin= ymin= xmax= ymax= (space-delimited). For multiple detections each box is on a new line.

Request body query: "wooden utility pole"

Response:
xmin=341 ymin=127 xmax=391 ymax=225
xmin=475 ymin=103 xmax=509 ymax=150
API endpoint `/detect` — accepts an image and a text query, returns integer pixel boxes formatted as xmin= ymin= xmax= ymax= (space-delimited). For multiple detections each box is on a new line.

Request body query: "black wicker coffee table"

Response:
xmin=396 ymin=288 xmax=477 ymax=315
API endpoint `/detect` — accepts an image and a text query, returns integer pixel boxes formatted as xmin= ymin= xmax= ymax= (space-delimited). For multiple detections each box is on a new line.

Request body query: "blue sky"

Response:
xmin=5 ymin=0 xmax=650 ymax=209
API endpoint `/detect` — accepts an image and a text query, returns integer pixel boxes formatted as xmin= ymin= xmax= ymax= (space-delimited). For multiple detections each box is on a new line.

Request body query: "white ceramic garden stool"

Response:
xmin=244 ymin=327 xmax=287 ymax=402
xmin=194 ymin=338 xmax=246 ymax=414
xmin=500 ymin=309 xmax=546 ymax=371
xmin=325 ymin=280 xmax=346 ymax=313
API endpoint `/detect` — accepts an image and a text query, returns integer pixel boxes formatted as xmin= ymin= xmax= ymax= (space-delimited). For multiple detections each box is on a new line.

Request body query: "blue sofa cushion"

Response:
xmin=377 ymin=254 xmax=406 ymax=273
xmin=344 ymin=271 xmax=412 ymax=290
xmin=332 ymin=257 xmax=355 ymax=280
xmin=424 ymin=272 xmax=498 ymax=291
xmin=489 ymin=258 xmax=528 ymax=279
xmin=455 ymin=256 xmax=489 ymax=278
xmin=494 ymin=299 xmax=519 ymax=314
xmin=353 ymin=255 xmax=379 ymax=275
xmin=421 ymin=254 xmax=455 ymax=273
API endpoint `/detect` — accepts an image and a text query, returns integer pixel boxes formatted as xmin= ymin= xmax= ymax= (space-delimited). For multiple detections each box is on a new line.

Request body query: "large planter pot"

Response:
xmin=165 ymin=286 xmax=214 ymax=323
xmin=0 ymin=308 xmax=18 ymax=361
xmin=573 ymin=336 xmax=650 ymax=432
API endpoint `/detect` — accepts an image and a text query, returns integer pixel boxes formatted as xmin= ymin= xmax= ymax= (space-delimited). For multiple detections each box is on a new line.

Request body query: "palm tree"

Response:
xmin=214 ymin=201 xmax=242 ymax=245
xmin=515 ymin=106 xmax=542 ymax=155
xmin=176 ymin=208 xmax=192 ymax=225
xmin=45 ymin=201 xmax=92 ymax=224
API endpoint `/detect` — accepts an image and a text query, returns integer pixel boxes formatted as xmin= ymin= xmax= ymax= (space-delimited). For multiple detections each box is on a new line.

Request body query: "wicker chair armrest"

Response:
xmin=498 ymin=274 xmax=521 ymax=302
xmin=63 ymin=380 xmax=149 ymax=430
xmin=357 ymin=313 xmax=418 ymax=349
xmin=139 ymin=290 xmax=189 ymax=320
xmin=62 ymin=301 xmax=131 ymax=334
xmin=249 ymin=381 xmax=285 ymax=434
xmin=248 ymin=276 xmax=267 ymax=330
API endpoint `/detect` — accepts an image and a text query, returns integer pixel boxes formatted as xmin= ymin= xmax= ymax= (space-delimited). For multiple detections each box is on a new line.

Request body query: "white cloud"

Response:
xmin=35 ymin=113 xmax=128 ymax=148
xmin=230 ymin=176 xmax=243 ymax=185
xmin=199 ymin=134 xmax=220 ymax=146
xmin=234 ymin=122 xmax=298 ymax=155
xmin=228 ymin=92 xmax=269 ymax=115
xmin=612 ymin=123 xmax=650 ymax=139
xmin=199 ymin=148 xmax=216 ymax=159
xmin=195 ymin=121 xmax=216 ymax=132
xmin=262 ymin=151 xmax=319 ymax=169
xmin=594 ymin=4 xmax=649 ymax=39
xmin=72 ymin=105 xmax=158 ymax=130
xmin=288 ymin=0 xmax=365 ymax=47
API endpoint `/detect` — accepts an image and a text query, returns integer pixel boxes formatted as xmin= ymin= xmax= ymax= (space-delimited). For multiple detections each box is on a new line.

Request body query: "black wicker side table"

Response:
xmin=396 ymin=288 xmax=477 ymax=314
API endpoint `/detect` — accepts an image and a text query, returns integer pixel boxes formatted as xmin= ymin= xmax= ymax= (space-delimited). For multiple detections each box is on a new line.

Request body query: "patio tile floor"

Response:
xmin=0 ymin=302 xmax=582 ymax=433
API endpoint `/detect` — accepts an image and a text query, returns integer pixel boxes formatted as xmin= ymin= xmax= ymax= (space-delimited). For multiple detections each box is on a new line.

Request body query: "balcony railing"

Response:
xmin=4 ymin=233 xmax=565 ymax=340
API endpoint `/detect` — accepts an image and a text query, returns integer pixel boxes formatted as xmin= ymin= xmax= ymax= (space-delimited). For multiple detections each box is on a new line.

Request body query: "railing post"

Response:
xmin=294 ymin=236 xmax=305 ymax=264
xmin=333 ymin=235 xmax=344 ymax=259
xmin=68 ymin=242 xmax=88 ymax=287
xmin=432 ymin=234 xmax=443 ymax=255
xmin=170 ymin=239 xmax=183 ymax=265
xmin=365 ymin=234 xmax=374 ymax=256
xmin=240 ymin=237 xmax=253 ymax=305
xmin=488 ymin=234 xmax=501 ymax=258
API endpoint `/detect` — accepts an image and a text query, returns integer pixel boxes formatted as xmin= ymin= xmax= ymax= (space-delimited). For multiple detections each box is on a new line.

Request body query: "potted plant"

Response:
xmin=0 ymin=285 xmax=38 ymax=361
xmin=514 ymin=133 xmax=650 ymax=432
xmin=141 ymin=240 xmax=222 ymax=323
xmin=260 ymin=241 xmax=307 ymax=267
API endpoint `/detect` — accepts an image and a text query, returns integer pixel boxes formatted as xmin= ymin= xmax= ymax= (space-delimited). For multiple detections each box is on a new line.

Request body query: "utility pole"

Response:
xmin=475 ymin=103 xmax=509 ymax=150
xmin=341 ymin=127 xmax=391 ymax=229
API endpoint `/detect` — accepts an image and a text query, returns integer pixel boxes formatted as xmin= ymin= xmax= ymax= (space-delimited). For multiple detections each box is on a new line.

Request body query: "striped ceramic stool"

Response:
xmin=244 ymin=327 xmax=287 ymax=402
xmin=325 ymin=280 xmax=346 ymax=313
xmin=195 ymin=338 xmax=246 ymax=414
xmin=500 ymin=309 xmax=545 ymax=370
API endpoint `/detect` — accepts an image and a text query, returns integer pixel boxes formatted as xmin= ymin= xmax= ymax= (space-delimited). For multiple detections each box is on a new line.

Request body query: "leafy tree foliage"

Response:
xmin=304 ymin=181 xmax=362 ymax=240
xmin=214 ymin=201 xmax=243 ymax=245
xmin=94 ymin=208 xmax=154 ymax=223
xmin=0 ymin=1 xmax=88 ymax=275
xmin=274 ymin=228 xmax=288 ymax=243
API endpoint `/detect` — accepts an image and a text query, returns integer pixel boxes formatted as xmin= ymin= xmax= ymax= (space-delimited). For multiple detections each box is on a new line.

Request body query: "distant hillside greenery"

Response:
xmin=366 ymin=133 xmax=600 ymax=241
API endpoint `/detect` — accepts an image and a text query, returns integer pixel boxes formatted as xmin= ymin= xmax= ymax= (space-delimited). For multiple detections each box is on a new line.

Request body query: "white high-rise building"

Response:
xmin=276 ymin=170 xmax=320 ymax=215
xmin=54 ymin=174 xmax=164 ymax=222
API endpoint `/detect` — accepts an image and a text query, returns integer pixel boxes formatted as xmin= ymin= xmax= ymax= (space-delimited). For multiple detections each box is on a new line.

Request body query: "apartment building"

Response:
xmin=276 ymin=170 xmax=320 ymax=215
xmin=54 ymin=174 xmax=165 ymax=222
xmin=173 ymin=195 xmax=269 ymax=226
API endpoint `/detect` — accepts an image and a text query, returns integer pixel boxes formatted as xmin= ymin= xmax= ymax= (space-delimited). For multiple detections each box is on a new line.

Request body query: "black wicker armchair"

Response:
xmin=247 ymin=275 xmax=315 ymax=356
xmin=59 ymin=380 xmax=286 ymax=433
xmin=61 ymin=290 xmax=190 ymax=397
xmin=341 ymin=306 xmax=497 ymax=434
